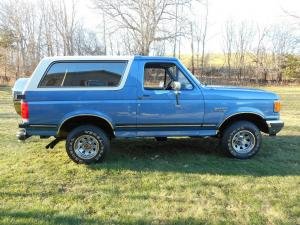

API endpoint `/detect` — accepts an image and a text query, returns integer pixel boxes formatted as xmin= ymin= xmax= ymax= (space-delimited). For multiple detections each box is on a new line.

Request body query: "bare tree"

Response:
xmin=0 ymin=0 xmax=40 ymax=78
xmin=49 ymin=0 xmax=77 ymax=55
xmin=223 ymin=20 xmax=234 ymax=78
xmin=190 ymin=22 xmax=195 ymax=74
xmin=251 ymin=25 xmax=269 ymax=83
xmin=195 ymin=26 xmax=202 ymax=70
xmin=233 ymin=21 xmax=254 ymax=81
xmin=102 ymin=13 xmax=107 ymax=55
xmin=190 ymin=0 xmax=208 ymax=75
xmin=73 ymin=25 xmax=104 ymax=55
xmin=0 ymin=0 xmax=104 ymax=84
xmin=173 ymin=0 xmax=179 ymax=57
xmin=174 ymin=1 xmax=190 ymax=58
xmin=153 ymin=39 xmax=167 ymax=56
xmin=269 ymin=24 xmax=297 ymax=82
xmin=200 ymin=0 xmax=208 ymax=74
xmin=94 ymin=0 xmax=184 ymax=55
xmin=39 ymin=0 xmax=55 ymax=56
xmin=282 ymin=7 xmax=300 ymax=25
xmin=0 ymin=28 xmax=14 ymax=82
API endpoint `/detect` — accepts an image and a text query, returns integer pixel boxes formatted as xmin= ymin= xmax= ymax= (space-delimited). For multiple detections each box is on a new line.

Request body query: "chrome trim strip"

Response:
xmin=57 ymin=114 xmax=114 ymax=135
xmin=115 ymin=124 xmax=216 ymax=128
xmin=29 ymin=124 xmax=57 ymax=128
xmin=202 ymin=124 xmax=217 ymax=127
xmin=115 ymin=125 xmax=136 ymax=128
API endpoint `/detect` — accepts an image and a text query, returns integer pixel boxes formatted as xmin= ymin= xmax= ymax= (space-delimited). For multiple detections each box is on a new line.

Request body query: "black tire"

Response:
xmin=66 ymin=125 xmax=110 ymax=164
xmin=221 ymin=121 xmax=261 ymax=159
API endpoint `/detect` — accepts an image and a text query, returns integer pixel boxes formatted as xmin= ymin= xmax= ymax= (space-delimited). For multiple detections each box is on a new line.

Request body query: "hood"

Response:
xmin=202 ymin=85 xmax=279 ymax=100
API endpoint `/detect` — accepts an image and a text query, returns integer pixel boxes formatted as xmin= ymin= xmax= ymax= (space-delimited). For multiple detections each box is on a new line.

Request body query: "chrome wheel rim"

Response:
xmin=74 ymin=134 xmax=101 ymax=160
xmin=231 ymin=130 xmax=256 ymax=153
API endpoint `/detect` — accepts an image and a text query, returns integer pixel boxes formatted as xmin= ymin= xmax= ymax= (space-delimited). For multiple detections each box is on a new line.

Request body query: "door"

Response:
xmin=136 ymin=61 xmax=205 ymax=137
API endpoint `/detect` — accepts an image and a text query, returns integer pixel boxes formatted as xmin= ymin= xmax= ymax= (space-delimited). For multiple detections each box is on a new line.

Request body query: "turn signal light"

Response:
xmin=274 ymin=100 xmax=281 ymax=113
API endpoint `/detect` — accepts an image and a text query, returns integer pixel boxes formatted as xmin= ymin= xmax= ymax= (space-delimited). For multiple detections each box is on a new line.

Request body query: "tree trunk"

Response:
xmin=190 ymin=23 xmax=195 ymax=74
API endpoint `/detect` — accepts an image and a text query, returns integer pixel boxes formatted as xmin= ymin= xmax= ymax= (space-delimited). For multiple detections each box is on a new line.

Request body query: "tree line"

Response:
xmin=0 ymin=0 xmax=299 ymax=85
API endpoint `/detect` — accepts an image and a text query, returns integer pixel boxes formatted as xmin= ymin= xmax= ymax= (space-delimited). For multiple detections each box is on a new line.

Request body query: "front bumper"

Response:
xmin=266 ymin=120 xmax=284 ymax=136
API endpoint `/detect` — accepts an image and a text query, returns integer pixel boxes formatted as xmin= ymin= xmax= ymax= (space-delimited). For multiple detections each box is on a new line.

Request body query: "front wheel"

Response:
xmin=221 ymin=121 xmax=262 ymax=159
xmin=66 ymin=125 xmax=110 ymax=164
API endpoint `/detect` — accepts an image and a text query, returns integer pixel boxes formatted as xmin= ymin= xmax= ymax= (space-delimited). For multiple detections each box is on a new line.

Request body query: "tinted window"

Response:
xmin=39 ymin=61 xmax=127 ymax=87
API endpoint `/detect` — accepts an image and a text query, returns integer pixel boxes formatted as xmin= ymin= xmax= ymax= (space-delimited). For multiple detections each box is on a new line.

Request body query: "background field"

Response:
xmin=0 ymin=86 xmax=299 ymax=225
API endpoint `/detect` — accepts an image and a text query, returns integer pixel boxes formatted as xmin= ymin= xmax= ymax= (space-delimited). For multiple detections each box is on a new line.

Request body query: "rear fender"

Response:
xmin=58 ymin=110 xmax=114 ymax=134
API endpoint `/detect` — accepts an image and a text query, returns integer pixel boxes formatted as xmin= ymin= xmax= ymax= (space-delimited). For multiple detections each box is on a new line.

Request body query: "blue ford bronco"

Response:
xmin=13 ymin=56 xmax=284 ymax=164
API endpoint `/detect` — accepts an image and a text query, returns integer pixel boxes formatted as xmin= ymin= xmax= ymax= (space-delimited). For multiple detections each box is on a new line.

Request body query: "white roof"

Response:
xmin=42 ymin=55 xmax=134 ymax=61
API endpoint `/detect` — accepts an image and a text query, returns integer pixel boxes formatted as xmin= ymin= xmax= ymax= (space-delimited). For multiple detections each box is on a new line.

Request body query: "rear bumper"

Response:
xmin=17 ymin=123 xmax=57 ymax=140
xmin=266 ymin=120 xmax=284 ymax=136
xmin=16 ymin=128 xmax=30 ymax=141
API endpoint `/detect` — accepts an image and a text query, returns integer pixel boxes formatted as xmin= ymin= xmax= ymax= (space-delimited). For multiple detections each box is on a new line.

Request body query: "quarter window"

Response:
xmin=39 ymin=61 xmax=127 ymax=87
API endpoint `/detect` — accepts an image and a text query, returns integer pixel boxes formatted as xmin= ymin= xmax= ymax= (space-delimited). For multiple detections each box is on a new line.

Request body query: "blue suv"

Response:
xmin=12 ymin=56 xmax=284 ymax=164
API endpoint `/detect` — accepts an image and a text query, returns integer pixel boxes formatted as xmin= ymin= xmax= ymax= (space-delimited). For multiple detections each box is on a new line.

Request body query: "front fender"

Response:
xmin=204 ymin=100 xmax=270 ymax=126
xmin=220 ymin=106 xmax=265 ymax=125
xmin=218 ymin=110 xmax=265 ymax=128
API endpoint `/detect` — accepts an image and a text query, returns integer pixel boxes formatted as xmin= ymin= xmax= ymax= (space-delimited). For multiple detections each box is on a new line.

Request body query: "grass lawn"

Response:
xmin=0 ymin=86 xmax=299 ymax=225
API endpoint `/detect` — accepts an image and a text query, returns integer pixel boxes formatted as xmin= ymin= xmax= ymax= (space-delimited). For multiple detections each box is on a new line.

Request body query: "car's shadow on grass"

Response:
xmin=0 ymin=209 xmax=209 ymax=225
xmin=88 ymin=136 xmax=300 ymax=176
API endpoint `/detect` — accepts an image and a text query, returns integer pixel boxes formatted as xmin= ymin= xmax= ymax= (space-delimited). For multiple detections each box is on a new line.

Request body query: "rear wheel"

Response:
xmin=66 ymin=125 xmax=110 ymax=164
xmin=221 ymin=121 xmax=261 ymax=159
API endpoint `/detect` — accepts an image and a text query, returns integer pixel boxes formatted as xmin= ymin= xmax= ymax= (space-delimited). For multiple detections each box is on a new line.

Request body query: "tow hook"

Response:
xmin=45 ymin=138 xmax=62 ymax=149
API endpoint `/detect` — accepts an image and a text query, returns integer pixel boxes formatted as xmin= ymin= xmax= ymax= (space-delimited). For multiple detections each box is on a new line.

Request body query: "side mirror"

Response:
xmin=171 ymin=81 xmax=181 ymax=91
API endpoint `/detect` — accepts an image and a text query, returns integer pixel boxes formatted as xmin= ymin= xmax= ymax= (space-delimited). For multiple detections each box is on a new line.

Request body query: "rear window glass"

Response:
xmin=39 ymin=61 xmax=128 ymax=87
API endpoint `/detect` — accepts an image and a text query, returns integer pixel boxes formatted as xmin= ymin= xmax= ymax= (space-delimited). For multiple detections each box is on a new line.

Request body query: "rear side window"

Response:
xmin=39 ymin=61 xmax=128 ymax=87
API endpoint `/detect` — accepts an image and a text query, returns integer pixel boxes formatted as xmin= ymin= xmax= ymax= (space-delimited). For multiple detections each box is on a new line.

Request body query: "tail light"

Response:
xmin=21 ymin=101 xmax=29 ymax=122
xmin=274 ymin=100 xmax=281 ymax=113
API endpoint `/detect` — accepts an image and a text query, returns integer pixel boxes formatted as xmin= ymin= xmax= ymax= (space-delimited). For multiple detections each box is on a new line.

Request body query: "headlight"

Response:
xmin=274 ymin=100 xmax=281 ymax=113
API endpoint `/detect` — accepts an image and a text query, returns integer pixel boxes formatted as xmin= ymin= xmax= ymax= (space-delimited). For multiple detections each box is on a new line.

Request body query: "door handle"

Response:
xmin=138 ymin=94 xmax=150 ymax=100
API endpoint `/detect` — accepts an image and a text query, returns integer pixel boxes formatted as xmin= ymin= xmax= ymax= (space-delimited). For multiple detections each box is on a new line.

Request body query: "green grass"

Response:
xmin=0 ymin=86 xmax=299 ymax=225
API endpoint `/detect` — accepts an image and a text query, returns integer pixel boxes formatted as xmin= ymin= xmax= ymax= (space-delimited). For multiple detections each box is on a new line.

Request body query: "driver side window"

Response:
xmin=143 ymin=62 xmax=193 ymax=90
xmin=144 ymin=64 xmax=172 ymax=90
